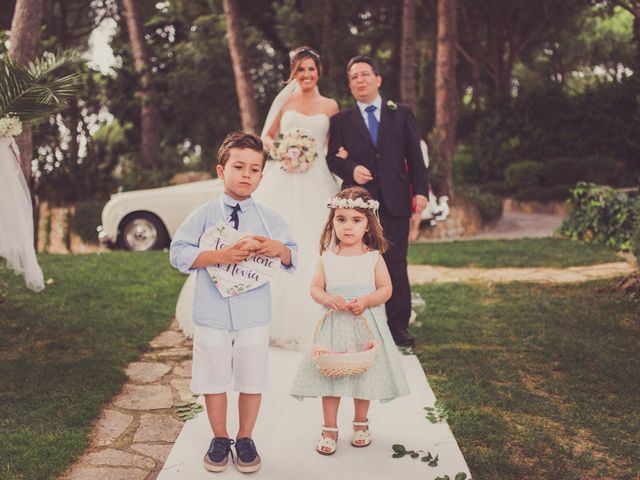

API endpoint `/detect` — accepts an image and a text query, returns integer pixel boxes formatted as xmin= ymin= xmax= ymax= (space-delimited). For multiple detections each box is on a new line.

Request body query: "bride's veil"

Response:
xmin=260 ymin=80 xmax=299 ymax=138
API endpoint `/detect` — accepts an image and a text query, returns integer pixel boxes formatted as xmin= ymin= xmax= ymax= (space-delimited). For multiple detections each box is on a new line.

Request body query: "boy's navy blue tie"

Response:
xmin=229 ymin=203 xmax=241 ymax=230
xmin=365 ymin=104 xmax=379 ymax=145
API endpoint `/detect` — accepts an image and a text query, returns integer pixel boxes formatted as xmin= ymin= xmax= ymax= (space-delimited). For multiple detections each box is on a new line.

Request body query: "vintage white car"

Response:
xmin=98 ymin=144 xmax=446 ymax=251
xmin=98 ymin=179 xmax=225 ymax=251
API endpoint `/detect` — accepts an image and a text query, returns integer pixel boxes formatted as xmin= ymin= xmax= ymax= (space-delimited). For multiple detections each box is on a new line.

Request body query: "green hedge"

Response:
xmin=457 ymin=185 xmax=503 ymax=224
xmin=560 ymin=182 xmax=639 ymax=251
xmin=505 ymin=160 xmax=545 ymax=190
xmin=514 ymin=185 xmax=572 ymax=202
xmin=458 ymin=79 xmax=640 ymax=187
xmin=68 ymin=201 xmax=105 ymax=244
xmin=632 ymin=203 xmax=640 ymax=260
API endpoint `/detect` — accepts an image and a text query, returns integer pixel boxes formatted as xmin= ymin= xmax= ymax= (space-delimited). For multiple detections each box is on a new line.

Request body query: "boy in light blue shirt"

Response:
xmin=170 ymin=131 xmax=297 ymax=474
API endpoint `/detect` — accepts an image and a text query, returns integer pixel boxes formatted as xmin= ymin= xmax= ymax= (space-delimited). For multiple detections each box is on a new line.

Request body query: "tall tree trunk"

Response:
xmin=9 ymin=0 xmax=44 ymax=183
xmin=432 ymin=0 xmax=458 ymax=198
xmin=321 ymin=0 xmax=334 ymax=95
xmin=400 ymin=0 xmax=418 ymax=113
xmin=121 ymin=0 xmax=160 ymax=169
xmin=223 ymin=0 xmax=259 ymax=134
xmin=634 ymin=16 xmax=640 ymax=70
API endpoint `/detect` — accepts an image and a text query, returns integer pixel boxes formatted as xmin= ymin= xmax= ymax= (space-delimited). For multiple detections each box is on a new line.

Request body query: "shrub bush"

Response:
xmin=542 ymin=156 xmax=620 ymax=187
xmin=459 ymin=78 xmax=640 ymax=185
xmin=560 ymin=182 xmax=639 ymax=251
xmin=68 ymin=201 xmax=105 ymax=244
xmin=514 ymin=185 xmax=572 ymax=202
xmin=457 ymin=186 xmax=503 ymax=224
xmin=452 ymin=144 xmax=480 ymax=186
xmin=632 ymin=202 xmax=640 ymax=260
xmin=505 ymin=160 xmax=545 ymax=190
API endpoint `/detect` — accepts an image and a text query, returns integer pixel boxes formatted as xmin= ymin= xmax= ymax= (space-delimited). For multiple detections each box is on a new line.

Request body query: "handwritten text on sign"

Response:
xmin=199 ymin=222 xmax=281 ymax=297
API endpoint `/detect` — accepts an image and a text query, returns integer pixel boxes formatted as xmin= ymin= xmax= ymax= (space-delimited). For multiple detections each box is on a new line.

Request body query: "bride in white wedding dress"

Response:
xmin=0 ymin=136 xmax=44 ymax=292
xmin=254 ymin=47 xmax=340 ymax=350
xmin=175 ymin=47 xmax=341 ymax=349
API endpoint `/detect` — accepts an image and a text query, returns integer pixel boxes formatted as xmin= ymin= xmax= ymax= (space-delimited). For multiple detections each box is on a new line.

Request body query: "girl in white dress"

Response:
xmin=289 ymin=187 xmax=409 ymax=455
xmin=255 ymin=47 xmax=342 ymax=350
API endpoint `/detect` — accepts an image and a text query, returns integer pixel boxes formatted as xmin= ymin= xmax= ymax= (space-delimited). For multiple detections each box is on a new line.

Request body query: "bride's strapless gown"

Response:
xmin=254 ymin=111 xmax=339 ymax=350
xmin=175 ymin=111 xmax=339 ymax=350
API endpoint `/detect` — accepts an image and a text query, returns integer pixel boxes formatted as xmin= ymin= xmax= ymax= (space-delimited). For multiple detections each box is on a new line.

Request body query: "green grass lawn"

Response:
xmin=408 ymin=238 xmax=623 ymax=268
xmin=411 ymin=281 xmax=639 ymax=480
xmin=0 ymin=252 xmax=184 ymax=480
xmin=1 ymin=250 xmax=637 ymax=479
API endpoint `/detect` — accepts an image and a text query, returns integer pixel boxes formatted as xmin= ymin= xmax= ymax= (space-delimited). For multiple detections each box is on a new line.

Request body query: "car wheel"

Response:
xmin=118 ymin=213 xmax=169 ymax=251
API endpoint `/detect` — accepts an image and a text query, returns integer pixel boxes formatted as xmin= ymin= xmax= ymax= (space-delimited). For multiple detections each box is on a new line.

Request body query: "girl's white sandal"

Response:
xmin=316 ymin=426 xmax=339 ymax=455
xmin=351 ymin=420 xmax=372 ymax=447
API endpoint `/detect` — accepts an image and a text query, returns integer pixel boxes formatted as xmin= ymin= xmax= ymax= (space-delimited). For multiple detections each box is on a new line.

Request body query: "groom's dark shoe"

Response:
xmin=203 ymin=437 xmax=234 ymax=472
xmin=392 ymin=329 xmax=415 ymax=348
xmin=235 ymin=437 xmax=261 ymax=473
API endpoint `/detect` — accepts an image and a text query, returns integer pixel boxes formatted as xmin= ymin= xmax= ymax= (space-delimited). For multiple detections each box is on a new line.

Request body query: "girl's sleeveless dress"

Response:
xmin=289 ymin=250 xmax=409 ymax=403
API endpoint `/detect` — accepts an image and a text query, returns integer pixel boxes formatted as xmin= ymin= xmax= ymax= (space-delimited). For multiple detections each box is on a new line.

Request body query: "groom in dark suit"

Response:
xmin=327 ymin=55 xmax=429 ymax=348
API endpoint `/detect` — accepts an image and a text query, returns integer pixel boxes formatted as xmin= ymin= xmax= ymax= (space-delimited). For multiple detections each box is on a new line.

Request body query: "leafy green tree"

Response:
xmin=457 ymin=0 xmax=589 ymax=100
xmin=514 ymin=5 xmax=636 ymax=94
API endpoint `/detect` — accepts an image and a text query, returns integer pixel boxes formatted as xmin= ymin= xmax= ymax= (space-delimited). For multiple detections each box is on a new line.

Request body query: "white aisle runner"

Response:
xmin=158 ymin=348 xmax=470 ymax=480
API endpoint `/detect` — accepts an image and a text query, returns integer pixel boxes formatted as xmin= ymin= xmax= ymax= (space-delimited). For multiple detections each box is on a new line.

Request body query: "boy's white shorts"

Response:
xmin=190 ymin=323 xmax=270 ymax=395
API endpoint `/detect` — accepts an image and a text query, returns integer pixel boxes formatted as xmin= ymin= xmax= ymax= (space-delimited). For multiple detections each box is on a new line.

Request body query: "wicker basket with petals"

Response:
xmin=311 ymin=309 xmax=378 ymax=377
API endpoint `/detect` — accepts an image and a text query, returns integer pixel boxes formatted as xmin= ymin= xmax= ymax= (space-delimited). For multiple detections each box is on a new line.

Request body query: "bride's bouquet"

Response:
xmin=273 ymin=127 xmax=317 ymax=173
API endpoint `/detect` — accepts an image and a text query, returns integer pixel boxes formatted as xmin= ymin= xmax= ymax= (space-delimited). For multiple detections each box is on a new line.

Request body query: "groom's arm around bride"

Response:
xmin=326 ymin=55 xmax=429 ymax=347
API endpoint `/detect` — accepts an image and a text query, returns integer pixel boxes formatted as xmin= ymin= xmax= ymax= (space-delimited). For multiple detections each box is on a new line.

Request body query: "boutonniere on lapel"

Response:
xmin=386 ymin=100 xmax=398 ymax=111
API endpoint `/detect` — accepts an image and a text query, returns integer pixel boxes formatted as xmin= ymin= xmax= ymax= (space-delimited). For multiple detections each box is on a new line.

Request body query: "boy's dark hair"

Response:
xmin=346 ymin=55 xmax=381 ymax=77
xmin=217 ymin=131 xmax=266 ymax=168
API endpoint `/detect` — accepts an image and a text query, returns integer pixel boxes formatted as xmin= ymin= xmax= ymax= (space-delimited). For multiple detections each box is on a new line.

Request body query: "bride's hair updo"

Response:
xmin=288 ymin=46 xmax=322 ymax=82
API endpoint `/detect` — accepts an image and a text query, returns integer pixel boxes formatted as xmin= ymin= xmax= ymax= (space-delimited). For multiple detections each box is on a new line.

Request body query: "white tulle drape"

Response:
xmin=0 ymin=137 xmax=44 ymax=292
xmin=260 ymin=80 xmax=299 ymax=138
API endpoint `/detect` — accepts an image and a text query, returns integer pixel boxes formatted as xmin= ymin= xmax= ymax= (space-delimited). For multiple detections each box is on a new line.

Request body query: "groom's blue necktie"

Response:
xmin=365 ymin=105 xmax=379 ymax=146
xmin=229 ymin=203 xmax=241 ymax=230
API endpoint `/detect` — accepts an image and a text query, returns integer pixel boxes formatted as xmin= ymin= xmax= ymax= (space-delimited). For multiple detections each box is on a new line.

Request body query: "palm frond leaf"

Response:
xmin=0 ymin=51 xmax=84 ymax=121
xmin=0 ymin=57 xmax=31 ymax=114
xmin=25 ymin=51 xmax=84 ymax=81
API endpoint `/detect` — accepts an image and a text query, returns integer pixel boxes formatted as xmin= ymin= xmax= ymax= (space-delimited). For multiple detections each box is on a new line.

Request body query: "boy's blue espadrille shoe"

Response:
xmin=203 ymin=437 xmax=234 ymax=472
xmin=235 ymin=437 xmax=261 ymax=473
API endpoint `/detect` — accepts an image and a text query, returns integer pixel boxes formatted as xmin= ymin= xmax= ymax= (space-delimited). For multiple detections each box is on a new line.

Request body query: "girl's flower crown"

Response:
xmin=327 ymin=196 xmax=380 ymax=211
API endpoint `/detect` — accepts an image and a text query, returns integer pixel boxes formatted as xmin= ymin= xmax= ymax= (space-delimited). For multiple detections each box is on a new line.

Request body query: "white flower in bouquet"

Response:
xmin=274 ymin=127 xmax=318 ymax=173
xmin=0 ymin=116 xmax=23 ymax=138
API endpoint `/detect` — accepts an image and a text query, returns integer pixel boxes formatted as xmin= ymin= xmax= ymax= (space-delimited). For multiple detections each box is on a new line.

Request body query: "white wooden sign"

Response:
xmin=199 ymin=222 xmax=281 ymax=297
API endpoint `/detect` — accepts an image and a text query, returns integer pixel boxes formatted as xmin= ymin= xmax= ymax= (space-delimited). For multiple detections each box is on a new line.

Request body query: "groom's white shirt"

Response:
xmin=357 ymin=95 xmax=382 ymax=128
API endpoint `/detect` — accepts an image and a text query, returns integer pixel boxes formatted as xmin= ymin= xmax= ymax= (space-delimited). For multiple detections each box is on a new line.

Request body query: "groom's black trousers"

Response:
xmin=379 ymin=205 xmax=411 ymax=338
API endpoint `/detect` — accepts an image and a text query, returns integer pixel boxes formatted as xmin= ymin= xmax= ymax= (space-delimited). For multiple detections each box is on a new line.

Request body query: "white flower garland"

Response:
xmin=0 ymin=116 xmax=23 ymax=138
xmin=327 ymin=196 xmax=380 ymax=211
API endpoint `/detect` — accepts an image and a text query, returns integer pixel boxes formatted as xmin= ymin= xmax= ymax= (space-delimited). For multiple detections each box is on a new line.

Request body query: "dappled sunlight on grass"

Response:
xmin=408 ymin=238 xmax=623 ymax=268
xmin=410 ymin=281 xmax=639 ymax=479
xmin=0 ymin=252 xmax=184 ymax=480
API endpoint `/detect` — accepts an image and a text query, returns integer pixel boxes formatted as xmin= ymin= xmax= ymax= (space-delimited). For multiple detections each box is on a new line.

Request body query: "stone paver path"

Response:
xmin=408 ymin=260 xmax=636 ymax=284
xmin=61 ymin=319 xmax=193 ymax=480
